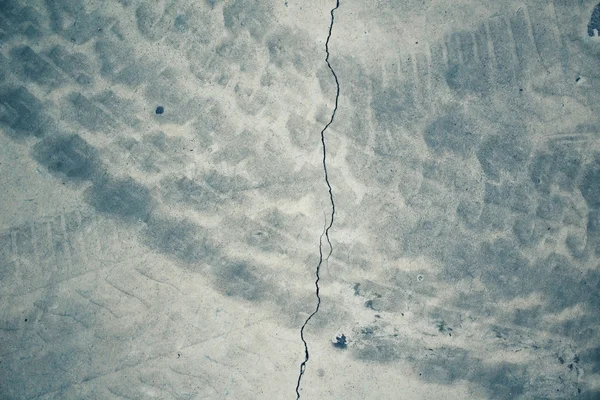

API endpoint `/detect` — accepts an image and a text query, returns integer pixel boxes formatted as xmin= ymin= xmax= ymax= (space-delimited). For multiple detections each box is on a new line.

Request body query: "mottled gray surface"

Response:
xmin=0 ymin=0 xmax=599 ymax=399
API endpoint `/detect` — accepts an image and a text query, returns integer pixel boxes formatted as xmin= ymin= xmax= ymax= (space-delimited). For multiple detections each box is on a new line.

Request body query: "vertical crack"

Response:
xmin=295 ymin=0 xmax=340 ymax=398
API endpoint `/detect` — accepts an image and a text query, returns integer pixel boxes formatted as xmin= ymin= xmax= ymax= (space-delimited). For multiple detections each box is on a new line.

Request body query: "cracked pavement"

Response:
xmin=1 ymin=0 xmax=600 ymax=399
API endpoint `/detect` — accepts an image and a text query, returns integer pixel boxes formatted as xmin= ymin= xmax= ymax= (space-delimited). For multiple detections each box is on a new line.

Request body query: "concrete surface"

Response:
xmin=0 ymin=0 xmax=600 ymax=399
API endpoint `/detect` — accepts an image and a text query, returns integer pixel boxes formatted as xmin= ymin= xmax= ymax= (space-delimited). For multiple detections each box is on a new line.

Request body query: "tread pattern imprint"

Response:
xmin=0 ymin=0 xmax=600 ymax=399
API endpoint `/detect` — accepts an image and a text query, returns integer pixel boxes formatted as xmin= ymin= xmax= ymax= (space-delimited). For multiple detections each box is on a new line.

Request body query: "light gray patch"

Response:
xmin=476 ymin=132 xmax=531 ymax=181
xmin=203 ymin=170 xmax=251 ymax=195
xmin=84 ymin=176 xmax=154 ymax=222
xmin=419 ymin=347 xmax=470 ymax=384
xmin=144 ymin=69 xmax=199 ymax=124
xmin=159 ymin=175 xmax=220 ymax=212
xmin=212 ymin=259 xmax=270 ymax=302
xmin=187 ymin=43 xmax=233 ymax=86
xmin=424 ymin=113 xmax=479 ymax=157
xmin=68 ymin=93 xmax=117 ymax=133
xmin=31 ymin=133 xmax=103 ymax=181
xmin=47 ymin=45 xmax=93 ymax=86
xmin=94 ymin=39 xmax=135 ymax=78
xmin=215 ymin=37 xmax=259 ymax=74
xmin=317 ymin=63 xmax=337 ymax=97
xmin=113 ymin=58 xmax=161 ymax=87
xmin=115 ymin=136 xmax=163 ymax=174
xmin=266 ymin=28 xmax=314 ymax=75
xmin=285 ymin=113 xmax=321 ymax=151
xmin=92 ymin=90 xmax=141 ymax=127
xmin=222 ymin=0 xmax=272 ymax=40
xmin=143 ymin=216 xmax=217 ymax=264
xmin=212 ymin=129 xmax=254 ymax=164
xmin=234 ymin=84 xmax=267 ymax=116
xmin=193 ymin=98 xmax=227 ymax=147
xmin=353 ymin=337 xmax=403 ymax=363
xmin=244 ymin=219 xmax=286 ymax=254
xmin=0 ymin=86 xmax=53 ymax=138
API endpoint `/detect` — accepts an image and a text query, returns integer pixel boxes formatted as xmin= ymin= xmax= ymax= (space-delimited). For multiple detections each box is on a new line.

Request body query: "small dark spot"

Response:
xmin=576 ymin=76 xmax=581 ymax=82
xmin=559 ymin=356 xmax=565 ymax=364
xmin=155 ymin=106 xmax=164 ymax=115
xmin=568 ymin=363 xmax=573 ymax=370
xmin=24 ymin=319 xmax=27 ymax=322
xmin=177 ymin=353 xmax=181 ymax=358
xmin=364 ymin=299 xmax=374 ymax=309
xmin=519 ymin=88 xmax=523 ymax=92
xmin=333 ymin=334 xmax=347 ymax=349
xmin=361 ymin=327 xmax=375 ymax=335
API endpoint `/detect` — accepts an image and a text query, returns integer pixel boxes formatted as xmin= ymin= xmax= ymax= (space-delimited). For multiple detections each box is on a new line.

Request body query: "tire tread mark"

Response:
xmin=488 ymin=16 xmax=516 ymax=84
xmin=414 ymin=52 xmax=429 ymax=110
xmin=460 ymin=32 xmax=477 ymax=65
xmin=511 ymin=6 xmax=539 ymax=79
xmin=527 ymin=1 xmax=563 ymax=70
xmin=475 ymin=24 xmax=491 ymax=91
xmin=34 ymin=219 xmax=56 ymax=284
xmin=483 ymin=20 xmax=498 ymax=85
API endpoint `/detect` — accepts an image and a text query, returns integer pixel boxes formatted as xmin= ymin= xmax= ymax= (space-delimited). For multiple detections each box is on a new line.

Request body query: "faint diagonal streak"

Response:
xmin=295 ymin=0 xmax=340 ymax=398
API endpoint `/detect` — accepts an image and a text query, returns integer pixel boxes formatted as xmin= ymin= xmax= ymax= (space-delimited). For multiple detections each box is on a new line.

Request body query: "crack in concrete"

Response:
xmin=295 ymin=1 xmax=340 ymax=398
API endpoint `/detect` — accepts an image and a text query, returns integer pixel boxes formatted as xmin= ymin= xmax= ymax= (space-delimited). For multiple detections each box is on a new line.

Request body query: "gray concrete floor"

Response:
xmin=1 ymin=0 xmax=600 ymax=398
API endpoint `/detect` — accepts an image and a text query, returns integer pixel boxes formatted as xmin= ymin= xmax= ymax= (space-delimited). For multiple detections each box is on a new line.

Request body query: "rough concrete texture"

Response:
xmin=1 ymin=0 xmax=600 ymax=399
